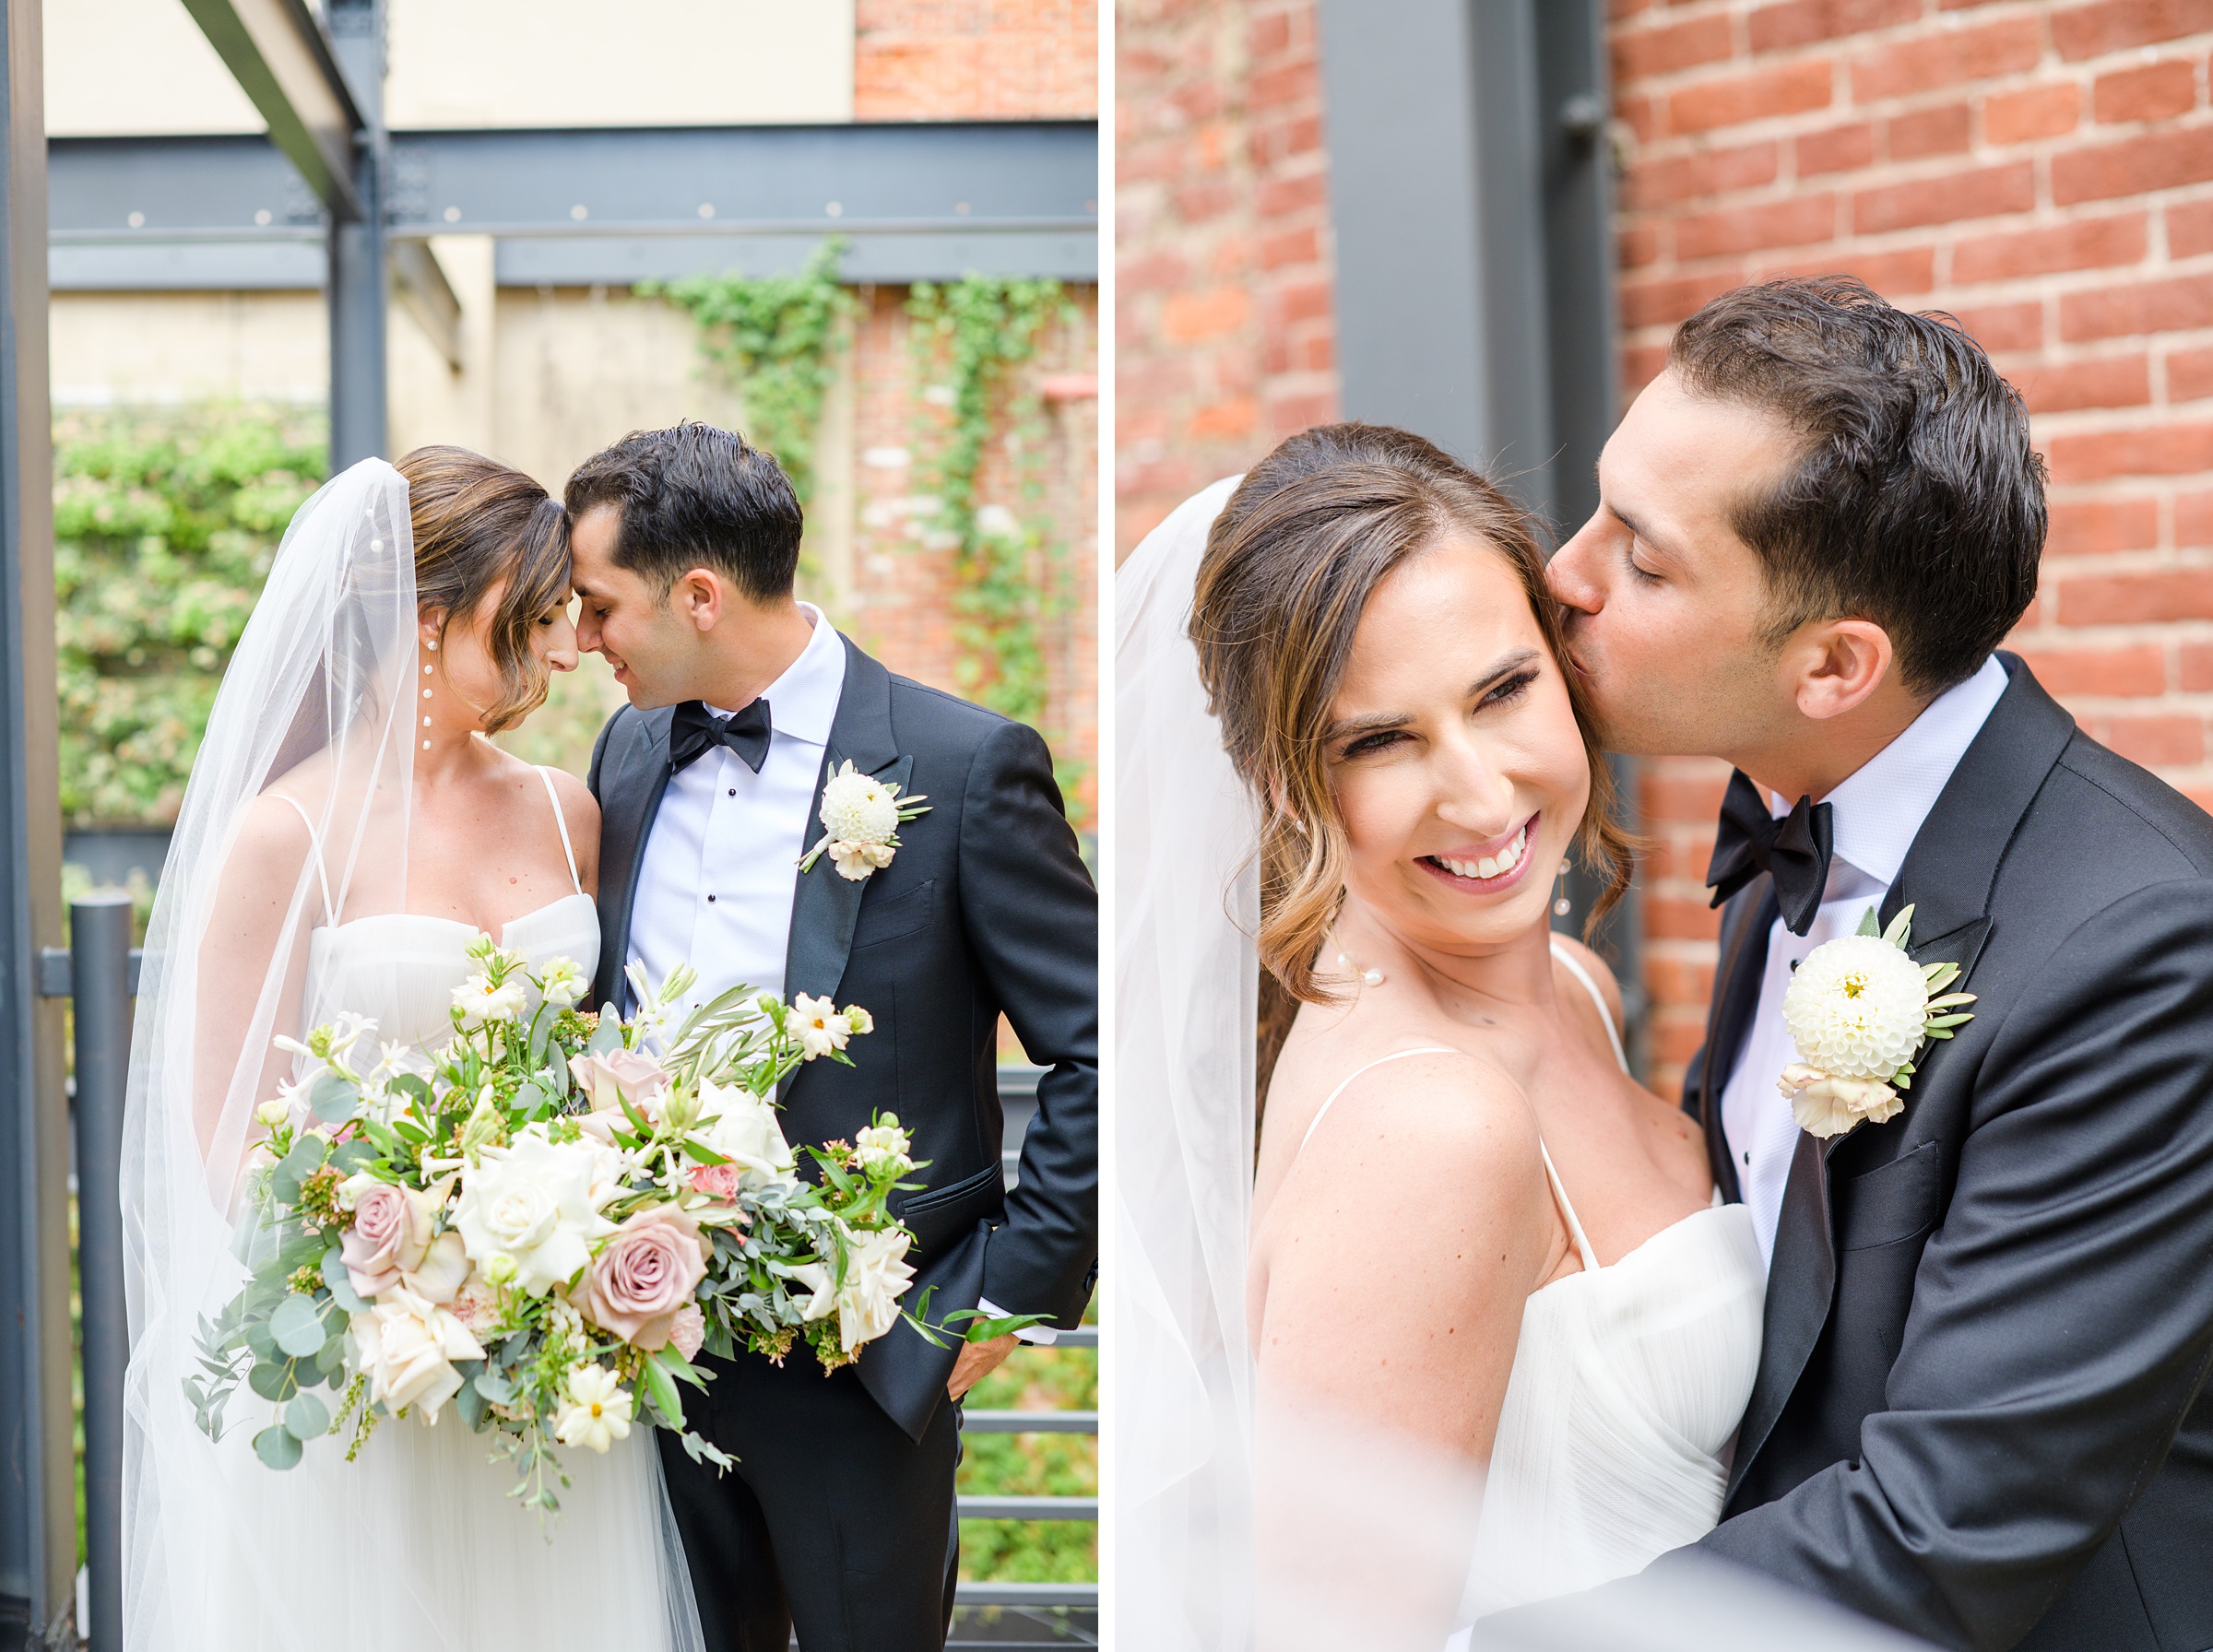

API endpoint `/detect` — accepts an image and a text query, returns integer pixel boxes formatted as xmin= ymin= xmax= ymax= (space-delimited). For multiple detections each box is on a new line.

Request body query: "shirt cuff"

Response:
xmin=977 ymin=1295 xmax=1058 ymax=1345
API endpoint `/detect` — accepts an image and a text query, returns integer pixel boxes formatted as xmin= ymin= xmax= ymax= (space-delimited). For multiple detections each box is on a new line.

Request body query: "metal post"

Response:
xmin=68 ymin=894 xmax=133 ymax=1652
xmin=325 ymin=0 xmax=385 ymax=466
xmin=0 ymin=0 xmax=71 ymax=1643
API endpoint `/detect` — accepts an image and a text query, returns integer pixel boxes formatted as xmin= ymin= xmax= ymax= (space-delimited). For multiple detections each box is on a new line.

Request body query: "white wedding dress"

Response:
xmin=119 ymin=461 xmax=701 ymax=1652
xmin=1284 ymin=948 xmax=1764 ymax=1633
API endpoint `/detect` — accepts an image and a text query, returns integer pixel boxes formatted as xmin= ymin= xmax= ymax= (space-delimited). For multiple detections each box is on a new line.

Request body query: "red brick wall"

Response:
xmin=856 ymin=0 xmax=1098 ymax=118
xmin=1614 ymin=0 xmax=2213 ymax=1098
xmin=844 ymin=286 xmax=1102 ymax=825
xmin=1115 ymin=0 xmax=1340 ymax=559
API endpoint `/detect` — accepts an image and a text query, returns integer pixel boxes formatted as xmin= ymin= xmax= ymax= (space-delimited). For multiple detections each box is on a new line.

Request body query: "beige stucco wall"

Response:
xmin=44 ymin=0 xmax=855 ymax=135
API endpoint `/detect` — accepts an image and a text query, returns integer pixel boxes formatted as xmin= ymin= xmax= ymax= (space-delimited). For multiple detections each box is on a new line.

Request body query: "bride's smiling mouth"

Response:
xmin=1417 ymin=814 xmax=1540 ymax=893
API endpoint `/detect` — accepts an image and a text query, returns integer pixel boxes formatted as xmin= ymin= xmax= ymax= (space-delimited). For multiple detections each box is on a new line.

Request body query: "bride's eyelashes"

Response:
xmin=1331 ymin=672 xmax=1543 ymax=762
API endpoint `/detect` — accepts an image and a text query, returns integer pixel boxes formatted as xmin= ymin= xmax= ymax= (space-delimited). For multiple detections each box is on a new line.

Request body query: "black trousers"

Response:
xmin=657 ymin=1344 xmax=962 ymax=1652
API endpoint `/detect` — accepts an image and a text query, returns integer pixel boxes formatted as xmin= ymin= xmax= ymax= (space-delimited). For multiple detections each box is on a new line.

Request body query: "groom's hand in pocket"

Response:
xmin=948 ymin=1334 xmax=1019 ymax=1400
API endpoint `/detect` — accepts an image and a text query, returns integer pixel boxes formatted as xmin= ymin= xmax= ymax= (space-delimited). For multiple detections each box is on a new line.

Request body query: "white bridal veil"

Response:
xmin=118 ymin=459 xmax=700 ymax=1652
xmin=1112 ymin=476 xmax=1260 ymax=1648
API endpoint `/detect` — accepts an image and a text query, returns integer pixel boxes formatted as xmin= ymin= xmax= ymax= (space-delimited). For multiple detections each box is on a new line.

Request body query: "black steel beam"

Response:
xmin=47 ymin=122 xmax=1100 ymax=289
xmin=179 ymin=0 xmax=363 ymax=219
xmin=0 ymin=0 xmax=71 ymax=1642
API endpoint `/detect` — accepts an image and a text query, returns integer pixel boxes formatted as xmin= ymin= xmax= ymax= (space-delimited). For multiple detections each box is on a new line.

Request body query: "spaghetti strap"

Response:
xmin=536 ymin=767 xmax=583 ymax=894
xmin=267 ymin=792 xmax=337 ymax=926
xmin=1549 ymin=939 xmax=1627 ymax=1074
xmin=1538 ymin=1139 xmax=1603 ymax=1274
xmin=1296 ymin=1046 xmax=1459 ymax=1157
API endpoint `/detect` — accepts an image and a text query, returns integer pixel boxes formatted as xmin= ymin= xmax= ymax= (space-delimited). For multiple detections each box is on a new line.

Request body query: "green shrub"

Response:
xmin=54 ymin=406 xmax=325 ymax=825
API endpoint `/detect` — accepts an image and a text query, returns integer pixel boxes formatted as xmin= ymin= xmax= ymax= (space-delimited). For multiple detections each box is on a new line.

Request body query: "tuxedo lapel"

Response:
xmin=1725 ymin=654 xmax=2075 ymax=1507
xmin=782 ymin=637 xmax=901 ymax=1021
xmin=594 ymin=704 xmax=677 ymax=1011
xmin=1699 ymin=883 xmax=1779 ymax=1205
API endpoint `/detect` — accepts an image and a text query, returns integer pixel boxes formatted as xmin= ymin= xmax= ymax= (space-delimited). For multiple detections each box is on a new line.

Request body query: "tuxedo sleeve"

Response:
xmin=1687 ymin=879 xmax=2213 ymax=1651
xmin=960 ymin=717 xmax=1098 ymax=1330
xmin=586 ymin=707 xmax=621 ymax=799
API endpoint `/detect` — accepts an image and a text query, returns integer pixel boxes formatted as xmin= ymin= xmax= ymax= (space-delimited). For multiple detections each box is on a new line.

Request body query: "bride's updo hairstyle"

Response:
xmin=1190 ymin=422 xmax=1632 ymax=1005
xmin=397 ymin=445 xmax=572 ymax=734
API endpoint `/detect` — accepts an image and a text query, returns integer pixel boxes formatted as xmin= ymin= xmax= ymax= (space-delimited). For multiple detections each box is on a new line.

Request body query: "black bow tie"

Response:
xmin=669 ymin=698 xmax=773 ymax=775
xmin=1706 ymin=769 xmax=1835 ymax=937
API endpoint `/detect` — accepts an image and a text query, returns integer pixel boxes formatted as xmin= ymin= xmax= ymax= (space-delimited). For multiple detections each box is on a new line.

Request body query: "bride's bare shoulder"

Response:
xmin=1274 ymin=1046 xmax=1544 ymax=1200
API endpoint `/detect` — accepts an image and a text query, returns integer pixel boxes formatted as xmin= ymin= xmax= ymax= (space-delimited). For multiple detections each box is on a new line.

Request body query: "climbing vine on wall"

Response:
xmin=645 ymin=242 xmax=855 ymax=509
xmin=905 ymin=275 xmax=1078 ymax=730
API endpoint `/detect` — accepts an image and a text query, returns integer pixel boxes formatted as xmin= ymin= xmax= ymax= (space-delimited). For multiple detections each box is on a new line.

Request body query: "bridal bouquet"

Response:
xmin=186 ymin=938 xmax=923 ymax=1516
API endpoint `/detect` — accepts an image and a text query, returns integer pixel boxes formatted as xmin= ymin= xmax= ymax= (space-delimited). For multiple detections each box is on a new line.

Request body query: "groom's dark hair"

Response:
xmin=564 ymin=421 xmax=803 ymax=601
xmin=1669 ymin=277 xmax=2045 ymax=697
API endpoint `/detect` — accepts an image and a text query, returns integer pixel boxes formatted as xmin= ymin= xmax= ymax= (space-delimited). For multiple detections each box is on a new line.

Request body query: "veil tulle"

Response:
xmin=1112 ymin=476 xmax=1260 ymax=1648
xmin=118 ymin=459 xmax=703 ymax=1652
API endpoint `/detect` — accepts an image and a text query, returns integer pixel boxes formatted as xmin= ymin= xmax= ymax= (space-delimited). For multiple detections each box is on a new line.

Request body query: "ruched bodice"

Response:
xmin=302 ymin=895 xmax=599 ymax=1050
xmin=1292 ymin=945 xmax=1764 ymax=1628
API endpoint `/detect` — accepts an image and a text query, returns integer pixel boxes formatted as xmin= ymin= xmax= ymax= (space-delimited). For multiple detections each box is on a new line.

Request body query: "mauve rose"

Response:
xmin=568 ymin=1048 xmax=671 ymax=1124
xmin=688 ymin=1163 xmax=741 ymax=1201
xmin=341 ymin=1181 xmax=433 ymax=1301
xmin=578 ymin=1206 xmax=710 ymax=1350
xmin=669 ymin=1303 xmax=705 ymax=1362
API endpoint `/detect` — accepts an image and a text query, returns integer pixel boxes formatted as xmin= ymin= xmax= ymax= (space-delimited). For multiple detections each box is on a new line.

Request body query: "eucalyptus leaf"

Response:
xmin=391 ymin=1074 xmax=433 ymax=1108
xmin=244 ymin=1320 xmax=280 ymax=1365
xmin=254 ymin=1423 xmax=304 ymax=1470
xmin=308 ymin=1071 xmax=358 ymax=1126
xmin=270 ymin=1293 xmax=326 ymax=1358
xmin=332 ymin=1138 xmax=379 ymax=1174
xmin=515 ymin=1080 xmax=550 ymax=1119
xmin=456 ymin=1377 xmax=489 ymax=1433
xmin=247 ymin=1359 xmax=299 ymax=1403
xmin=474 ymin=1370 xmax=515 ymax=1406
xmin=283 ymin=1390 xmax=330 ymax=1441
xmin=321 ymin=1248 xmax=370 ymax=1313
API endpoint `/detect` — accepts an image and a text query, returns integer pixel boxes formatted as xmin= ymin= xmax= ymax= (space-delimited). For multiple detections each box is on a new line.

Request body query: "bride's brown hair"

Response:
xmin=397 ymin=446 xmax=572 ymax=735
xmin=1189 ymin=422 xmax=1634 ymax=1008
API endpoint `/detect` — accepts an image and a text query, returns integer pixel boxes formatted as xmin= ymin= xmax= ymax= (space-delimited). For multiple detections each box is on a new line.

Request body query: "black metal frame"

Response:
xmin=1314 ymin=0 xmax=1645 ymax=1065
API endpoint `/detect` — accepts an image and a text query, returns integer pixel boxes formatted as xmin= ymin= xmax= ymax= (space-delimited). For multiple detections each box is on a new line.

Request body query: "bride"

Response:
xmin=120 ymin=452 xmax=703 ymax=1650
xmin=1116 ymin=424 xmax=1764 ymax=1648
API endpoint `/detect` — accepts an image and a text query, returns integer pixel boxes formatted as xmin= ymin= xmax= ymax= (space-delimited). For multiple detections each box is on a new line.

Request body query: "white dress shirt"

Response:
xmin=1720 ymin=655 xmax=2009 ymax=1264
xmin=628 ymin=603 xmax=846 ymax=1011
xmin=627 ymin=608 xmax=1055 ymax=1344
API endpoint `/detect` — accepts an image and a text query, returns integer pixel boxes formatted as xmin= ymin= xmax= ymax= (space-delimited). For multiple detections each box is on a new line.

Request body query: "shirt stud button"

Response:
xmin=707 ymin=894 xmax=716 ymax=903
xmin=728 ymin=788 xmax=736 ymax=796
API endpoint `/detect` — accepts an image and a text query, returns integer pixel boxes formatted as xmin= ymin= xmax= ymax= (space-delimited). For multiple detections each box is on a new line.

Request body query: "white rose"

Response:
xmin=450 ymin=1127 xmax=609 ymax=1295
xmin=831 ymin=1227 xmax=916 ymax=1353
xmin=451 ymin=972 xmax=527 ymax=1025
xmin=698 ymin=1075 xmax=799 ymax=1189
xmin=349 ymin=1285 xmax=484 ymax=1422
xmin=552 ymin=1363 xmax=634 ymax=1454
xmin=791 ymin=994 xmax=852 ymax=1061
xmin=819 ymin=762 xmax=901 ymax=848
xmin=256 ymin=1098 xmax=290 ymax=1130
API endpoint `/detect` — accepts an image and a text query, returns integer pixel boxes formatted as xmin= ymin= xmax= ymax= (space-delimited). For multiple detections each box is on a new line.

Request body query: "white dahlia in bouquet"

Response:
xmin=1777 ymin=904 xmax=1976 ymax=1139
xmin=187 ymin=938 xmax=925 ymax=1519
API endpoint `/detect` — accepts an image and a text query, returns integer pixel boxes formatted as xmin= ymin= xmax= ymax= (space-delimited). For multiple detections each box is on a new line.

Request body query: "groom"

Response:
xmin=1545 ymin=278 xmax=2213 ymax=1650
xmin=566 ymin=422 xmax=1097 ymax=1651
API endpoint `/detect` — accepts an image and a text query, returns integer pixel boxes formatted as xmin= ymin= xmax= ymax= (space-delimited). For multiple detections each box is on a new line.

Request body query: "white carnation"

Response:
xmin=1781 ymin=934 xmax=1928 ymax=1082
xmin=819 ymin=761 xmax=900 ymax=848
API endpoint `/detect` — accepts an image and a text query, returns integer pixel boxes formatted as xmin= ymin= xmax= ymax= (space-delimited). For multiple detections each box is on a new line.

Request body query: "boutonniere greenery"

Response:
xmin=799 ymin=761 xmax=930 ymax=883
xmin=1776 ymin=904 xmax=1976 ymax=1139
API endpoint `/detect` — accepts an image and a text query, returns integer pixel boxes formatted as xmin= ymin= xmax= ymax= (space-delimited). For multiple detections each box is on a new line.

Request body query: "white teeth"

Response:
xmin=1434 ymin=824 xmax=1529 ymax=882
xmin=1477 ymin=856 xmax=1498 ymax=879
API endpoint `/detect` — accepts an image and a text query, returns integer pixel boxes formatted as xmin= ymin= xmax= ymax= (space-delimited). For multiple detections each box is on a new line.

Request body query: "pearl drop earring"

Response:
xmin=1553 ymin=865 xmax=1573 ymax=918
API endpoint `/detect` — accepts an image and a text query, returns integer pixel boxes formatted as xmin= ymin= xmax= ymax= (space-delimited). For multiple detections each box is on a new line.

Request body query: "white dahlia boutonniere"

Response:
xmin=1777 ymin=904 xmax=1976 ymax=1139
xmin=799 ymin=760 xmax=930 ymax=883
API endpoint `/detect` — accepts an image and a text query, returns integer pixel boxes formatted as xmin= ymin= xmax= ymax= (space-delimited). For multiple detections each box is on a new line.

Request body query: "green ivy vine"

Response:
xmin=645 ymin=242 xmax=855 ymax=509
xmin=905 ymin=276 xmax=1078 ymax=730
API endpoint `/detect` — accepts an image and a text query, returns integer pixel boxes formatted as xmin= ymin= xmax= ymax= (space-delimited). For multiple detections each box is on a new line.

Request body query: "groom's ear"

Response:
xmin=1789 ymin=617 xmax=1895 ymax=723
xmin=670 ymin=567 xmax=724 ymax=633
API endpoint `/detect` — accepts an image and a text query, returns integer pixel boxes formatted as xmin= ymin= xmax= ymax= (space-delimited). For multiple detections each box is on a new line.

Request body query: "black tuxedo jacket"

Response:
xmin=1674 ymin=655 xmax=2213 ymax=1650
xmin=586 ymin=635 xmax=1098 ymax=1444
